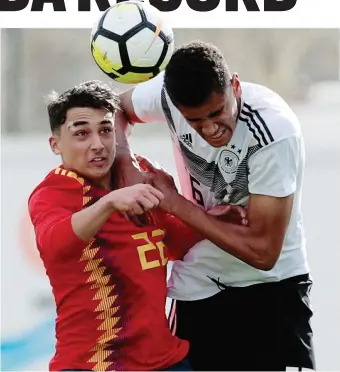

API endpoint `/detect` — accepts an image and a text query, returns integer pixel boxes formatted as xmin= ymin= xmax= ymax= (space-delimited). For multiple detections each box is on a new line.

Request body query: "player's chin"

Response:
xmin=87 ymin=163 xmax=111 ymax=178
xmin=205 ymin=132 xmax=230 ymax=147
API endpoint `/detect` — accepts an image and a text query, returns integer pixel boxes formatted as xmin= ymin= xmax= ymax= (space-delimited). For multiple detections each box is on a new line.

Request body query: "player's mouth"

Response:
xmin=209 ymin=127 xmax=227 ymax=140
xmin=204 ymin=127 xmax=232 ymax=147
xmin=205 ymin=127 xmax=229 ymax=143
xmin=90 ymin=157 xmax=107 ymax=166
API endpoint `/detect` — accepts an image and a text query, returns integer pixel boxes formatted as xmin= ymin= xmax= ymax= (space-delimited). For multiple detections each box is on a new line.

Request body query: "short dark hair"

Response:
xmin=47 ymin=80 xmax=120 ymax=132
xmin=164 ymin=40 xmax=231 ymax=108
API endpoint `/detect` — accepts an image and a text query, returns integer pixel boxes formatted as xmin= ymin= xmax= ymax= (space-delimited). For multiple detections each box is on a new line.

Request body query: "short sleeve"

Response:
xmin=131 ymin=71 xmax=166 ymax=123
xmin=248 ymin=135 xmax=301 ymax=197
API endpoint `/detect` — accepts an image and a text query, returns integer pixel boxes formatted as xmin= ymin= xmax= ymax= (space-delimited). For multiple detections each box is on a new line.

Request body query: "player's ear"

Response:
xmin=49 ymin=135 xmax=61 ymax=155
xmin=231 ymin=73 xmax=242 ymax=99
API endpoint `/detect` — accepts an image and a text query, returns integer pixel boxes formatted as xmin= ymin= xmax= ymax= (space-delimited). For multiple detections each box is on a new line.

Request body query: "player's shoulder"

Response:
xmin=28 ymin=166 xmax=85 ymax=208
xmin=240 ymin=82 xmax=301 ymax=146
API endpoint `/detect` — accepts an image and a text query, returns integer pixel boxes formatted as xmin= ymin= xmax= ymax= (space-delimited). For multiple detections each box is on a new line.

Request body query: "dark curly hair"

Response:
xmin=164 ymin=40 xmax=231 ymax=108
xmin=46 ymin=80 xmax=120 ymax=133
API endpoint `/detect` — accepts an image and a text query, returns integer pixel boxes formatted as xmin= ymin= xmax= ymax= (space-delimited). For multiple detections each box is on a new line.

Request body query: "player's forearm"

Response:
xmin=169 ymin=196 xmax=277 ymax=270
xmin=71 ymin=196 xmax=115 ymax=242
xmin=115 ymin=109 xmax=134 ymax=157
xmin=113 ymin=109 xmax=141 ymax=179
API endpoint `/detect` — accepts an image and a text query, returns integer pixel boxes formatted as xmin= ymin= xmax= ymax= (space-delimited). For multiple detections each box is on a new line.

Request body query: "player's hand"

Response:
xmin=207 ymin=204 xmax=248 ymax=226
xmin=135 ymin=155 xmax=179 ymax=213
xmin=108 ymin=184 xmax=164 ymax=215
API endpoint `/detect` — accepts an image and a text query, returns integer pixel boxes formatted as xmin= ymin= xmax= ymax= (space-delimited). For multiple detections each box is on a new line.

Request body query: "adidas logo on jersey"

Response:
xmin=180 ymin=133 xmax=193 ymax=148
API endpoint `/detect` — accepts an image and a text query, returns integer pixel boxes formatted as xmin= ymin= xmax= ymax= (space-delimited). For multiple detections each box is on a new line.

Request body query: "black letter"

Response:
xmin=0 ymin=0 xmax=29 ymax=11
xmin=187 ymin=0 xmax=219 ymax=11
xmin=226 ymin=0 xmax=259 ymax=11
xmin=150 ymin=0 xmax=182 ymax=12
xmin=79 ymin=0 xmax=110 ymax=11
xmin=264 ymin=0 xmax=297 ymax=11
xmin=31 ymin=0 xmax=66 ymax=11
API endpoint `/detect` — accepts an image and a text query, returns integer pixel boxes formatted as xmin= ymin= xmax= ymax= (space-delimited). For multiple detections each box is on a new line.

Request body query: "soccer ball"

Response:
xmin=90 ymin=1 xmax=174 ymax=84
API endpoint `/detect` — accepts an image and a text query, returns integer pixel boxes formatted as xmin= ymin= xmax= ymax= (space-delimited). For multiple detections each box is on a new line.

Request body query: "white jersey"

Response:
xmin=132 ymin=71 xmax=310 ymax=301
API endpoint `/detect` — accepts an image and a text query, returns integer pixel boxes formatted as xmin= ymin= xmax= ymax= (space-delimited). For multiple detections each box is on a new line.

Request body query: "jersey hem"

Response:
xmin=49 ymin=340 xmax=189 ymax=372
xmin=168 ymin=264 xmax=310 ymax=302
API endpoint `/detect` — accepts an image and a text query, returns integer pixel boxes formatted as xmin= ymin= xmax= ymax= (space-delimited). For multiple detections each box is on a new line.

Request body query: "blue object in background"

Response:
xmin=1 ymin=317 xmax=55 ymax=370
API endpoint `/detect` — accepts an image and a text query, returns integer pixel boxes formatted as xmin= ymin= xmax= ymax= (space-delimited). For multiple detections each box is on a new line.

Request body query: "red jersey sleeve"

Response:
xmin=154 ymin=212 xmax=203 ymax=261
xmin=28 ymin=171 xmax=87 ymax=260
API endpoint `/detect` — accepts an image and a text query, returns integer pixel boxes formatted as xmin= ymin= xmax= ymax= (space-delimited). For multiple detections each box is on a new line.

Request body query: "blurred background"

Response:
xmin=1 ymin=28 xmax=340 ymax=370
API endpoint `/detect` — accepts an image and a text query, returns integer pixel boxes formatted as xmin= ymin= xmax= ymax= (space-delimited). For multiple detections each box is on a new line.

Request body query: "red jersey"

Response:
xmin=28 ymin=166 xmax=201 ymax=371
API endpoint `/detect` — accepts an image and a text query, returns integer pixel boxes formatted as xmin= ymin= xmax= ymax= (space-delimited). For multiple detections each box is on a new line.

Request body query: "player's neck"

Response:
xmin=91 ymin=175 xmax=111 ymax=190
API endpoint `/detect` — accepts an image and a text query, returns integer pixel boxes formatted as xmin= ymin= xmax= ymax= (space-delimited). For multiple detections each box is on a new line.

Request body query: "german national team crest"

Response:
xmin=219 ymin=149 xmax=239 ymax=174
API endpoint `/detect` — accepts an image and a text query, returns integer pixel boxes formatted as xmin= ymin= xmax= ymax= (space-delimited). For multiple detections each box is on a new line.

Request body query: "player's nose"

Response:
xmin=201 ymin=120 xmax=218 ymax=136
xmin=90 ymin=134 xmax=105 ymax=151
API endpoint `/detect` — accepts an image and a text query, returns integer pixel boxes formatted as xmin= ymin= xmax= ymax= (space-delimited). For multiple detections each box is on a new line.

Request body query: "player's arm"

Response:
xmin=168 ymin=193 xmax=293 ymax=270
xmin=119 ymin=71 xmax=166 ymax=125
xmin=153 ymin=136 xmax=300 ymax=271
xmin=29 ymin=181 xmax=105 ymax=258
xmin=157 ymin=205 xmax=247 ymax=261
xmin=112 ymin=72 xmax=167 ymax=189
xmin=116 ymin=71 xmax=166 ymax=146
xmin=114 ymin=72 xmax=165 ymax=162
xmin=71 ymin=183 xmax=163 ymax=240
xmin=29 ymin=180 xmax=118 ymax=258
xmin=29 ymin=178 xmax=163 ymax=258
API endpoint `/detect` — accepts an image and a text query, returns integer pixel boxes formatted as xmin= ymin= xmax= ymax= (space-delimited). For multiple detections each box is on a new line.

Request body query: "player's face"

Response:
xmin=49 ymin=107 xmax=116 ymax=189
xmin=179 ymin=74 xmax=241 ymax=148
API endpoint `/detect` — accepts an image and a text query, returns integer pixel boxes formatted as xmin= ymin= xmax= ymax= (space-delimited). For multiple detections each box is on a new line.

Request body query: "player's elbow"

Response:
xmin=252 ymin=255 xmax=278 ymax=271
xmin=247 ymin=239 xmax=281 ymax=271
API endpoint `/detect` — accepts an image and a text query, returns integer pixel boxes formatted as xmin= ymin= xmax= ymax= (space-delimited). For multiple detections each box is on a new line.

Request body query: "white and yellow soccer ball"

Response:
xmin=90 ymin=1 xmax=174 ymax=84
